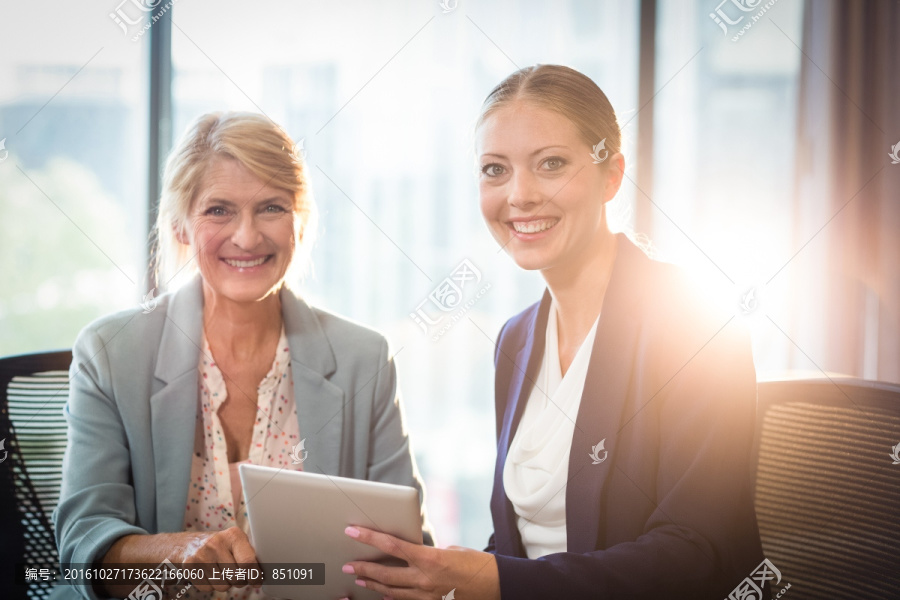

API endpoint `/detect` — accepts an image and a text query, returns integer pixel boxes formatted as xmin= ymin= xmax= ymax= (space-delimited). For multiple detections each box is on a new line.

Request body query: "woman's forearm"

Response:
xmin=94 ymin=527 xmax=257 ymax=597
xmin=94 ymin=532 xmax=193 ymax=597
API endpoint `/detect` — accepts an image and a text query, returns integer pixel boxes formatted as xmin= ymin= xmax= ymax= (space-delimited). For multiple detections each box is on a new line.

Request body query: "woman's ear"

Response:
xmin=173 ymin=223 xmax=189 ymax=245
xmin=602 ymin=152 xmax=626 ymax=203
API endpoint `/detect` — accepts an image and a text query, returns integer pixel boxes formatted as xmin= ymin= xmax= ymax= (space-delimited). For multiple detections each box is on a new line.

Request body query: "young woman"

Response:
xmin=342 ymin=65 xmax=764 ymax=600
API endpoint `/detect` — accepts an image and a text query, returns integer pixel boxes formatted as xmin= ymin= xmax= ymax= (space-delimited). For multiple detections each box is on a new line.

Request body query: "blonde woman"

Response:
xmin=344 ymin=65 xmax=764 ymax=599
xmin=54 ymin=112 xmax=432 ymax=599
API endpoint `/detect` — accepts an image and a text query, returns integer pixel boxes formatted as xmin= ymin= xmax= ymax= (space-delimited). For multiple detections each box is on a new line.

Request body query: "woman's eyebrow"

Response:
xmin=249 ymin=195 xmax=291 ymax=205
xmin=480 ymin=145 xmax=570 ymax=160
xmin=530 ymin=145 xmax=569 ymax=156
xmin=199 ymin=195 xmax=290 ymax=206
xmin=197 ymin=197 xmax=237 ymax=207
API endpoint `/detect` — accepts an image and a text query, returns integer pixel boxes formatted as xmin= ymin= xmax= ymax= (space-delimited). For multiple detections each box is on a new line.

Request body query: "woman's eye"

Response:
xmin=482 ymin=164 xmax=505 ymax=177
xmin=204 ymin=206 xmax=228 ymax=217
xmin=543 ymin=157 xmax=565 ymax=170
xmin=264 ymin=204 xmax=287 ymax=213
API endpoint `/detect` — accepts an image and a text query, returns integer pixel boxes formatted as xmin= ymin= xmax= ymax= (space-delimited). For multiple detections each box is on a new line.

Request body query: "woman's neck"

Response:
xmin=542 ymin=228 xmax=618 ymax=358
xmin=201 ymin=284 xmax=284 ymax=362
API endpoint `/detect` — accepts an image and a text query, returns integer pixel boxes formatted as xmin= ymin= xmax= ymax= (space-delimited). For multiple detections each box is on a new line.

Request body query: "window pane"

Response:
xmin=0 ymin=3 xmax=149 ymax=356
xmin=652 ymin=0 xmax=804 ymax=375
xmin=170 ymin=0 xmax=639 ymax=547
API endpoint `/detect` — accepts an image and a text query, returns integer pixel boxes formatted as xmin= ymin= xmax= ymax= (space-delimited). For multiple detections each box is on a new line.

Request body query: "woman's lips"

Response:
xmin=507 ymin=217 xmax=560 ymax=240
xmin=221 ymin=255 xmax=272 ymax=269
xmin=510 ymin=218 xmax=559 ymax=234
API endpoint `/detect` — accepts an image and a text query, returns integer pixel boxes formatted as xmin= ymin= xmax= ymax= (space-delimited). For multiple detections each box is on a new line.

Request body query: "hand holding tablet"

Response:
xmin=240 ymin=464 xmax=424 ymax=599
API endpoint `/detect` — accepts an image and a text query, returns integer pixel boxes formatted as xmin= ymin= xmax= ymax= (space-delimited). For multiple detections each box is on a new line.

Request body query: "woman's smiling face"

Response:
xmin=183 ymin=155 xmax=297 ymax=304
xmin=476 ymin=101 xmax=620 ymax=273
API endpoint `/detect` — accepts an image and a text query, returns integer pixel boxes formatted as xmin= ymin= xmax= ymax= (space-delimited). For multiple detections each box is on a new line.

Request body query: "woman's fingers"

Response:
xmin=223 ymin=527 xmax=261 ymax=587
xmin=203 ymin=531 xmax=237 ymax=592
xmin=344 ymin=561 xmax=422 ymax=589
xmin=349 ymin=544 xmax=500 ymax=600
xmin=182 ymin=527 xmax=255 ymax=592
xmin=345 ymin=526 xmax=437 ymax=598
xmin=345 ymin=526 xmax=420 ymax=561
xmin=352 ymin=575 xmax=420 ymax=600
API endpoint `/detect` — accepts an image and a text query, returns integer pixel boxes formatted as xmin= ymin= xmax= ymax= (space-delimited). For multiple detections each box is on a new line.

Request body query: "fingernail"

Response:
xmin=355 ymin=578 xmax=366 ymax=587
xmin=342 ymin=564 xmax=354 ymax=574
xmin=345 ymin=526 xmax=360 ymax=538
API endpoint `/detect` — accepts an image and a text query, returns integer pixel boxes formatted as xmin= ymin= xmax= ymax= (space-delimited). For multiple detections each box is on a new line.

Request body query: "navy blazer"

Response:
xmin=486 ymin=235 xmax=764 ymax=599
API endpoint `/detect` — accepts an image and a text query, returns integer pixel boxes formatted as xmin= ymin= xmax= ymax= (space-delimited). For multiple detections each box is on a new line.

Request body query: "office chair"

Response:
xmin=0 ymin=350 xmax=72 ymax=600
xmin=753 ymin=377 xmax=900 ymax=599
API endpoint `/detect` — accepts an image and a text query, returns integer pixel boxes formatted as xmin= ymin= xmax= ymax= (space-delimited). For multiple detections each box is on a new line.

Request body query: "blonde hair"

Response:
xmin=477 ymin=64 xmax=621 ymax=155
xmin=151 ymin=112 xmax=316 ymax=289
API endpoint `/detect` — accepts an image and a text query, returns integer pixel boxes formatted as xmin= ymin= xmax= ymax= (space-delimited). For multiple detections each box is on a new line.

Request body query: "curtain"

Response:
xmin=789 ymin=0 xmax=900 ymax=382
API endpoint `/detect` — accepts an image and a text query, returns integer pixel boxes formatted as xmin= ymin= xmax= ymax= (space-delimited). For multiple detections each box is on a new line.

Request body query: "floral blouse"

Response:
xmin=181 ymin=327 xmax=302 ymax=599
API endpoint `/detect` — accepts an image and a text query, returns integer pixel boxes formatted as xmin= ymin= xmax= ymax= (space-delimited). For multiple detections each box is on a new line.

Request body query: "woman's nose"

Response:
xmin=507 ymin=170 xmax=542 ymax=211
xmin=230 ymin=210 xmax=263 ymax=250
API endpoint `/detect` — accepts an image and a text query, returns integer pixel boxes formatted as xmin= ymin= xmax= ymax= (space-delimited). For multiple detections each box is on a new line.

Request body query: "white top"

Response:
xmin=503 ymin=300 xmax=601 ymax=558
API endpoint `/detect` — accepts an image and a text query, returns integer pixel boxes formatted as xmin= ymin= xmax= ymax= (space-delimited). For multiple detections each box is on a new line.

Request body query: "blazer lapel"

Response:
xmin=148 ymin=280 xmax=347 ymax=531
xmin=281 ymin=287 xmax=345 ymax=477
xmin=493 ymin=291 xmax=551 ymax=556
xmin=150 ymin=277 xmax=204 ymax=532
xmin=566 ymin=236 xmax=645 ymax=553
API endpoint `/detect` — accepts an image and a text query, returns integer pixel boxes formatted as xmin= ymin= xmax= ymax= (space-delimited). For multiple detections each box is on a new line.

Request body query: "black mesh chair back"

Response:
xmin=753 ymin=377 xmax=900 ymax=599
xmin=0 ymin=350 xmax=72 ymax=600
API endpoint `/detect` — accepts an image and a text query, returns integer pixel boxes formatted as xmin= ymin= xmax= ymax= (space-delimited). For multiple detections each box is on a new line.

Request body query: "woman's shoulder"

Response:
xmin=495 ymin=241 xmax=735 ymax=349
xmin=607 ymin=235 xmax=732 ymax=325
xmin=72 ymin=290 xmax=172 ymax=355
xmin=496 ymin=297 xmax=543 ymax=350
xmin=311 ymin=305 xmax=387 ymax=347
xmin=282 ymin=289 xmax=389 ymax=359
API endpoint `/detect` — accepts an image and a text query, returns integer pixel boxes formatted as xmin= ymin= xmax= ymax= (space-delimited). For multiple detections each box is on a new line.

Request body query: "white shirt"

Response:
xmin=503 ymin=300 xmax=600 ymax=558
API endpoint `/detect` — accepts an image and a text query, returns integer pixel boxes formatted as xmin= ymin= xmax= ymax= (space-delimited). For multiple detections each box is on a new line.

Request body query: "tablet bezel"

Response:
xmin=240 ymin=463 xmax=424 ymax=600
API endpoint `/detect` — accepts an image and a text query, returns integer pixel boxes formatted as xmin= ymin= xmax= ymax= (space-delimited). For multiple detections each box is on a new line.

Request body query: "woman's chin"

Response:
xmin=505 ymin=248 xmax=554 ymax=272
xmin=203 ymin=278 xmax=284 ymax=306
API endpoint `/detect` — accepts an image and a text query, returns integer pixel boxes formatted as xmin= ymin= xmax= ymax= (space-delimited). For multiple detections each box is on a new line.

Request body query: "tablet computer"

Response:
xmin=240 ymin=463 xmax=424 ymax=600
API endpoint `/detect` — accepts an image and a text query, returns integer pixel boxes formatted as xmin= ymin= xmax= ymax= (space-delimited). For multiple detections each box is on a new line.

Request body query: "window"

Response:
xmin=650 ymin=0 xmax=804 ymax=375
xmin=0 ymin=3 xmax=149 ymax=356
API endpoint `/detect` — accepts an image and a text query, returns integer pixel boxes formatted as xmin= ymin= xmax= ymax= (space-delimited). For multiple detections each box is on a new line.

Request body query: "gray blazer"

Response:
xmin=53 ymin=277 xmax=432 ymax=598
